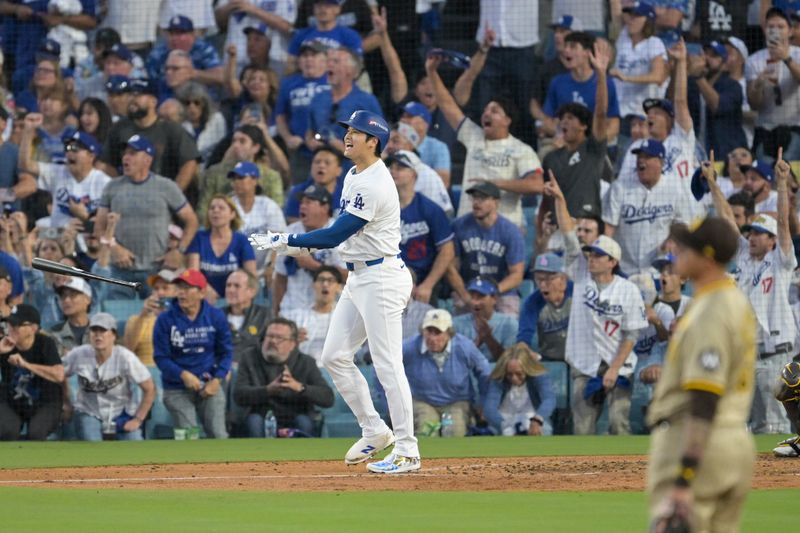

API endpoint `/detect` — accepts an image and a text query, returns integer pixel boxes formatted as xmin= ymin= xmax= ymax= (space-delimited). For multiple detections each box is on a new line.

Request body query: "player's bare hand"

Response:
xmin=590 ymin=39 xmax=612 ymax=73
xmin=652 ymin=486 xmax=693 ymax=533
xmin=200 ymin=377 xmax=221 ymax=398
xmin=775 ymin=146 xmax=791 ymax=185
xmin=180 ymin=370 xmax=203 ymax=392
xmin=602 ymin=366 xmax=619 ymax=390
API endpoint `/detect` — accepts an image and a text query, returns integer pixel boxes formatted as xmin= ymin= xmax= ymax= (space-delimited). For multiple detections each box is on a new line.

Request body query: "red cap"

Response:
xmin=174 ymin=269 xmax=207 ymax=290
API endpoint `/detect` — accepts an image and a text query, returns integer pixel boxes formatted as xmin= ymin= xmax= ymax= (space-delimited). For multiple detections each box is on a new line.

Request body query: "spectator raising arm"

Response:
xmin=425 ymin=54 xmax=466 ymax=132
xmin=215 ymin=0 xmax=292 ymax=36
xmin=591 ymin=39 xmax=611 ymax=143
xmin=668 ymin=40 xmax=694 ymax=134
xmin=774 ymin=148 xmax=794 ymax=256
xmin=372 ymin=8 xmax=408 ymax=104
xmin=703 ymin=151 xmax=737 ymax=231
xmin=544 ymin=170 xmax=575 ymax=234
xmin=453 ymin=26 xmax=495 ymax=107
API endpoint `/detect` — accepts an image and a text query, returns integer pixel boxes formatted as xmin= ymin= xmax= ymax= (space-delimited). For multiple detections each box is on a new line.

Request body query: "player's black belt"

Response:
xmin=760 ymin=342 xmax=793 ymax=359
xmin=345 ymin=254 xmax=402 ymax=271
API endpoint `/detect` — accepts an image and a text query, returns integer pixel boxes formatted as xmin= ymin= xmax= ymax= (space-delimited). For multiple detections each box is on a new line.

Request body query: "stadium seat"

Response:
xmin=103 ymin=299 xmax=144 ymax=323
xmin=319 ymin=368 xmax=361 ymax=438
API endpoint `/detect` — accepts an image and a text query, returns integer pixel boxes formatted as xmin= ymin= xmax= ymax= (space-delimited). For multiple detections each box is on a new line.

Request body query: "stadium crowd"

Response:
xmin=0 ymin=0 xmax=798 ymax=446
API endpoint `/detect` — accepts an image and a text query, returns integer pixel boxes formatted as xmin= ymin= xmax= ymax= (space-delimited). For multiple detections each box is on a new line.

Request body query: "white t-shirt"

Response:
xmin=218 ymin=0 xmax=296 ymax=72
xmin=745 ymin=46 xmax=800 ymax=130
xmin=337 ymin=158 xmax=402 ymax=263
xmin=755 ymin=191 xmax=779 ymax=214
xmin=457 ymin=118 xmax=542 ymax=227
xmin=283 ymin=307 xmax=333 ymax=367
xmin=37 ymin=163 xmax=112 ymax=228
xmin=275 ymin=219 xmax=345 ymax=314
xmin=564 ymin=232 xmax=648 ymax=377
xmin=634 ymin=301 xmax=675 ymax=358
xmin=103 ymin=0 xmax=161 ymax=45
xmin=613 ymin=28 xmax=668 ymax=118
xmin=733 ymin=237 xmax=797 ymax=352
xmin=477 ymin=0 xmax=539 ymax=47
xmin=63 ymin=345 xmax=151 ymax=430
xmin=603 ymin=176 xmax=691 ymax=275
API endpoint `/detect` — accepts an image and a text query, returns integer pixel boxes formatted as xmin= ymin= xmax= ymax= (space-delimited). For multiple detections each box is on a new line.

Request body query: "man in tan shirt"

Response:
xmin=647 ymin=212 xmax=757 ymax=533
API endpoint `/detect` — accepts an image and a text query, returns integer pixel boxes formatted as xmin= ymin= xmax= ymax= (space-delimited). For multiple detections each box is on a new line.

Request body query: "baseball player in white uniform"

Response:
xmin=704 ymin=151 xmax=796 ymax=433
xmin=250 ymin=110 xmax=419 ymax=474
xmin=546 ymin=177 xmax=648 ymax=435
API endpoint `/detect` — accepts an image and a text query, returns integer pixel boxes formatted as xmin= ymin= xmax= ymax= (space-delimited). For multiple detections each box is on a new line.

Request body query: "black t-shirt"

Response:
xmin=696 ymin=0 xmax=749 ymax=42
xmin=542 ymin=136 xmax=611 ymax=218
xmin=0 ymin=333 xmax=63 ymax=412
xmin=102 ymin=118 xmax=200 ymax=180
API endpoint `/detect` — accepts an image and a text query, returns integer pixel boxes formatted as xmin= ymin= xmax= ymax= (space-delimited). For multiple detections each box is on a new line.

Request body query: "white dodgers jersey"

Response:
xmin=337 ymin=159 xmax=402 ymax=262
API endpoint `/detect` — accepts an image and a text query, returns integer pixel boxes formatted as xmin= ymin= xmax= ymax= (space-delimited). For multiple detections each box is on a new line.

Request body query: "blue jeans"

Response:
xmin=107 ymin=267 xmax=153 ymax=300
xmin=245 ymin=413 xmax=315 ymax=437
xmin=74 ymin=411 xmax=143 ymax=441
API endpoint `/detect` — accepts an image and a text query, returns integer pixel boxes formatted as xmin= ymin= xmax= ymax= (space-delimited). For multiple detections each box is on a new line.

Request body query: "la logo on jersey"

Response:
xmin=170 ymin=326 xmax=185 ymax=348
xmin=352 ymin=193 xmax=365 ymax=210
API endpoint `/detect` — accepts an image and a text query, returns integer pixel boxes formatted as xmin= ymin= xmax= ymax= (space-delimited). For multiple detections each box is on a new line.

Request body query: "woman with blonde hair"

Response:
xmin=186 ymin=194 xmax=257 ymax=301
xmin=483 ymin=342 xmax=556 ymax=436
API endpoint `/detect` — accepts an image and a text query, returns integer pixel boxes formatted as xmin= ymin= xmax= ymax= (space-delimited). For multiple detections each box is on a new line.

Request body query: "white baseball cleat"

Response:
xmin=366 ymin=453 xmax=421 ymax=474
xmin=773 ymin=435 xmax=800 ymax=457
xmin=344 ymin=431 xmax=396 ymax=465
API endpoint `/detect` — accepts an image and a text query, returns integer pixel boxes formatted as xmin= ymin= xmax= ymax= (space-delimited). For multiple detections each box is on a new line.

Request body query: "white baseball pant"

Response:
xmin=321 ymin=256 xmax=419 ymax=457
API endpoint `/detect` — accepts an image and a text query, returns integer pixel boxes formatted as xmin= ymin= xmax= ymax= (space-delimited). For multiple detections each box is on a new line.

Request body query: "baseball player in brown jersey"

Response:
xmin=646 ymin=215 xmax=757 ymax=533
xmin=773 ymin=360 xmax=800 ymax=456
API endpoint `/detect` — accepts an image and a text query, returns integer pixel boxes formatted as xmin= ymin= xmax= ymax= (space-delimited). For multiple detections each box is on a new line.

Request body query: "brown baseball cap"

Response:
xmin=669 ymin=218 xmax=739 ymax=265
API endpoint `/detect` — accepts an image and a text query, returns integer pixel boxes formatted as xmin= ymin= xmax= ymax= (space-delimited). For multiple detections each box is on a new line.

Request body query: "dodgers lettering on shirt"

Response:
xmin=399 ymin=193 xmax=453 ymax=280
xmin=453 ymin=214 xmax=525 ymax=290
xmin=275 ymin=74 xmax=330 ymax=138
xmin=288 ymin=26 xmax=363 ymax=56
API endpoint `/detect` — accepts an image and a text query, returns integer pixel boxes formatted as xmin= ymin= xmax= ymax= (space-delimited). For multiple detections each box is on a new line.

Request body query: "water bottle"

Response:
xmin=440 ymin=412 xmax=454 ymax=437
xmin=264 ymin=410 xmax=277 ymax=438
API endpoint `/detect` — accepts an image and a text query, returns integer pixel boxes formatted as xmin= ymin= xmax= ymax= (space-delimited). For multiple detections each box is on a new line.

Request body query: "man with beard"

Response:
xmin=19 ymin=119 xmax=110 ymax=228
xmin=233 ymin=317 xmax=334 ymax=437
xmin=101 ymin=78 xmax=199 ymax=192
xmin=741 ymin=160 xmax=779 ymax=215
xmin=689 ymin=41 xmax=746 ymax=159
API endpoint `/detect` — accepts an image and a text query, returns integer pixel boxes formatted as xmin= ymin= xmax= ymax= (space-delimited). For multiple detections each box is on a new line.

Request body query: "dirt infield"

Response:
xmin=0 ymin=455 xmax=798 ymax=492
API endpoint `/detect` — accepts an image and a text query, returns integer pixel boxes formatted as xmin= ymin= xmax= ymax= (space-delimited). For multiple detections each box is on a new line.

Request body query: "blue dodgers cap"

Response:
xmin=704 ymin=40 xmax=728 ymax=61
xmin=401 ymin=101 xmax=432 ymax=126
xmin=550 ymin=15 xmax=583 ymax=31
xmin=643 ymin=98 xmax=675 ymax=118
xmin=103 ymin=43 xmax=133 ymax=63
xmin=632 ymin=139 xmax=666 ymax=159
xmin=622 ymin=1 xmax=656 ymax=19
xmin=466 ymin=277 xmax=499 ymax=296
xmin=659 ymin=29 xmax=682 ymax=50
xmin=228 ymin=161 xmax=260 ymax=179
xmin=338 ymin=110 xmax=390 ymax=151
xmin=532 ymin=252 xmax=565 ymax=274
xmin=244 ymin=23 xmax=269 ymax=36
xmin=651 ymin=253 xmax=676 ymax=272
xmin=740 ymin=160 xmax=774 ymax=183
xmin=65 ymin=130 xmax=101 ymax=156
xmin=129 ymin=77 xmax=158 ymax=97
xmin=105 ymin=75 xmax=132 ymax=94
xmin=167 ymin=15 xmax=194 ymax=33
xmin=126 ymin=134 xmax=155 ymax=157
xmin=37 ymin=38 xmax=61 ymax=60
xmin=690 ymin=166 xmax=710 ymax=201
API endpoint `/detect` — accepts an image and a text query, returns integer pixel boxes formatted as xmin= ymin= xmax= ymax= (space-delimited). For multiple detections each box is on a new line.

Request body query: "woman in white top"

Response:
xmin=176 ymin=82 xmax=228 ymax=166
xmin=610 ymin=3 xmax=669 ymax=121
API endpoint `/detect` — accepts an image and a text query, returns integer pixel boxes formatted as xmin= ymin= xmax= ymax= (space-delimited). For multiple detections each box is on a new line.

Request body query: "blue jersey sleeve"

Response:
xmin=288 ymin=212 xmax=367 ymax=249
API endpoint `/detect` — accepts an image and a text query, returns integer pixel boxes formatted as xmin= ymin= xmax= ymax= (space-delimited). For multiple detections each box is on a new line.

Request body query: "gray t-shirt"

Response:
xmin=100 ymin=173 xmax=187 ymax=270
xmin=538 ymin=297 xmax=571 ymax=362
xmin=542 ymin=136 xmax=611 ymax=218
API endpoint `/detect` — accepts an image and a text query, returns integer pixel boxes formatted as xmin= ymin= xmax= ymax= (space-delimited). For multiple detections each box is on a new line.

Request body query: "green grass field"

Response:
xmin=0 ymin=435 xmax=793 ymax=532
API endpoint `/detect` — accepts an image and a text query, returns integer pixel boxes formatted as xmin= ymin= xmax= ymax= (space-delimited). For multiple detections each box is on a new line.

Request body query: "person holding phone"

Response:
xmin=746 ymin=7 xmax=800 ymax=161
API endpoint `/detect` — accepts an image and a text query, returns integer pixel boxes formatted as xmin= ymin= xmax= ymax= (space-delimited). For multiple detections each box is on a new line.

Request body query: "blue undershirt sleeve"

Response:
xmin=287 ymin=212 xmax=368 ymax=249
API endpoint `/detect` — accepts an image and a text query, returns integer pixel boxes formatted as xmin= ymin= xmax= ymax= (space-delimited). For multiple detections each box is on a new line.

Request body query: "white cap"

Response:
xmin=422 ymin=309 xmax=452 ymax=332
xmin=396 ymin=122 xmax=420 ymax=148
xmin=725 ymin=36 xmax=748 ymax=61
xmin=56 ymin=277 xmax=93 ymax=299
xmin=582 ymin=235 xmax=622 ymax=261
xmin=743 ymin=214 xmax=778 ymax=236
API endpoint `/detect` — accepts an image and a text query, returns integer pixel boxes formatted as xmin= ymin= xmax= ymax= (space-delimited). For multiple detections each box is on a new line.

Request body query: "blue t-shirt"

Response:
xmin=146 ymin=38 xmax=222 ymax=79
xmin=288 ymin=25 xmax=363 ymax=56
xmin=0 ymin=251 xmax=24 ymax=298
xmin=186 ymin=230 xmax=256 ymax=296
xmin=284 ymin=175 xmax=345 ymax=219
xmin=400 ymin=193 xmax=453 ymax=281
xmin=543 ymin=72 xmax=621 ymax=118
xmin=0 ymin=143 xmax=19 ymax=191
xmin=275 ymin=73 xmax=330 ymax=142
xmin=4 ymin=0 xmax=97 ymax=74
xmin=452 ymin=214 xmax=525 ymax=294
xmin=307 ymin=86 xmax=383 ymax=142
xmin=416 ymin=135 xmax=451 ymax=172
